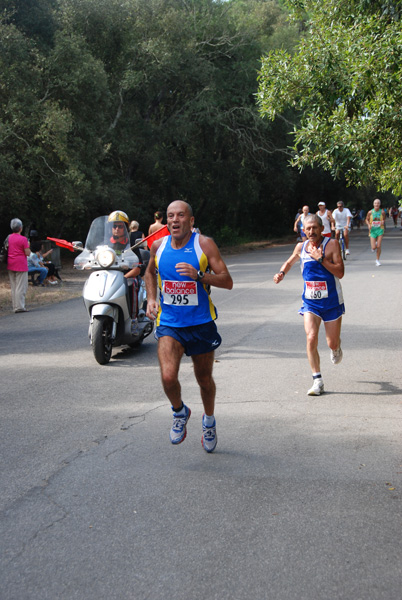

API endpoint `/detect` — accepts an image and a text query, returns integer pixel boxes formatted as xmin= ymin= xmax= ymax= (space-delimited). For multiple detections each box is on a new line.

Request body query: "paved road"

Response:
xmin=1 ymin=227 xmax=401 ymax=599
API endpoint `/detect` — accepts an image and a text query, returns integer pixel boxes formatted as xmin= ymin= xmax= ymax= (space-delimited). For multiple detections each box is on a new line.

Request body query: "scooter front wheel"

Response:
xmin=92 ymin=315 xmax=113 ymax=365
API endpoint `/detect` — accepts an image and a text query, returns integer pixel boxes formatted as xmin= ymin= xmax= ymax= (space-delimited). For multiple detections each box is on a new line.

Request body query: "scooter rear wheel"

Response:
xmin=92 ymin=315 xmax=113 ymax=364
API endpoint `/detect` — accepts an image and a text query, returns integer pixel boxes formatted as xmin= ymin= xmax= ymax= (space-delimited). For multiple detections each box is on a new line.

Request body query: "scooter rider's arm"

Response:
xmin=273 ymin=243 xmax=303 ymax=284
xmin=124 ymin=266 xmax=141 ymax=279
xmin=144 ymin=239 xmax=163 ymax=321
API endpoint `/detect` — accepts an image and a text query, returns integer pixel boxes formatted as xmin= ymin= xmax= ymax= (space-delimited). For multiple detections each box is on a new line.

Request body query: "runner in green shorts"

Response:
xmin=366 ymin=198 xmax=386 ymax=266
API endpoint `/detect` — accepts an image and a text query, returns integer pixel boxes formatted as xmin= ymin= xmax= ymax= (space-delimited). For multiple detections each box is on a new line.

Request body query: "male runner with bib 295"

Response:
xmin=145 ymin=201 xmax=233 ymax=452
xmin=273 ymin=214 xmax=345 ymax=396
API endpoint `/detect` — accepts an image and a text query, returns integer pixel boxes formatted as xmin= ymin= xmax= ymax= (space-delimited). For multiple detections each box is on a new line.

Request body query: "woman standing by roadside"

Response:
xmin=7 ymin=218 xmax=30 ymax=312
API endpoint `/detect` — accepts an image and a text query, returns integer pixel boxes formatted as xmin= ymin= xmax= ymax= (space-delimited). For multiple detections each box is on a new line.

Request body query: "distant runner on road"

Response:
xmin=294 ymin=205 xmax=311 ymax=241
xmin=365 ymin=198 xmax=386 ymax=267
xmin=273 ymin=214 xmax=345 ymax=396
xmin=317 ymin=201 xmax=334 ymax=238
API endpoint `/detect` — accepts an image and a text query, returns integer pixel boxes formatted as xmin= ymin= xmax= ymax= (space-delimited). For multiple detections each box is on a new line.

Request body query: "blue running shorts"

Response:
xmin=155 ymin=321 xmax=222 ymax=356
xmin=298 ymin=303 xmax=345 ymax=323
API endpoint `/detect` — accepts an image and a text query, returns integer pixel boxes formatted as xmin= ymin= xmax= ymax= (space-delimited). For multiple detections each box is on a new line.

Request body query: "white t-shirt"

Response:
xmin=332 ymin=208 xmax=352 ymax=229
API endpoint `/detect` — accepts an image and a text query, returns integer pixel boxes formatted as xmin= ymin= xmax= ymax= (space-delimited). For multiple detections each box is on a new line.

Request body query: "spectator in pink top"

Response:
xmin=7 ymin=218 xmax=30 ymax=313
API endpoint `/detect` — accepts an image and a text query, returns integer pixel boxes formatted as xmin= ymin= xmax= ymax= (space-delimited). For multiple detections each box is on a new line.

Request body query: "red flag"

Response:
xmin=47 ymin=237 xmax=75 ymax=252
xmin=131 ymin=225 xmax=169 ymax=250
xmin=145 ymin=224 xmax=169 ymax=249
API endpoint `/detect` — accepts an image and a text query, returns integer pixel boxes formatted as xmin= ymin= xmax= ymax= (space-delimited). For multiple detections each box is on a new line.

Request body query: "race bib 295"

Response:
xmin=163 ymin=280 xmax=199 ymax=305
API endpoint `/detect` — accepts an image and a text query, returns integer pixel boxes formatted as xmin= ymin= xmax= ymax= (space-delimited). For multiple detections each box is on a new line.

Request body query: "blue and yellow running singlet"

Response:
xmin=155 ymin=232 xmax=217 ymax=327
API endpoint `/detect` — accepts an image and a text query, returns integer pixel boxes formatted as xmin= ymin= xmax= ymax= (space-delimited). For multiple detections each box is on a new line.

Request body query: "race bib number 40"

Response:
xmin=163 ymin=280 xmax=199 ymax=305
xmin=305 ymin=281 xmax=328 ymax=300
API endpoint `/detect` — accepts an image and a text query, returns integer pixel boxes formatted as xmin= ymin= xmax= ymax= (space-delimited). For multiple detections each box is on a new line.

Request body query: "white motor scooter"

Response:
xmin=73 ymin=216 xmax=153 ymax=364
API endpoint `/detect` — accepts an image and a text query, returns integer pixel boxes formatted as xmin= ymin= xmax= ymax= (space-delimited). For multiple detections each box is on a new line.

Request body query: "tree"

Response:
xmin=0 ymin=17 xmax=111 ymax=237
xmin=53 ymin=0 xmax=300 ymax=238
xmin=258 ymin=0 xmax=402 ymax=195
xmin=2 ymin=0 xmax=377 ymax=246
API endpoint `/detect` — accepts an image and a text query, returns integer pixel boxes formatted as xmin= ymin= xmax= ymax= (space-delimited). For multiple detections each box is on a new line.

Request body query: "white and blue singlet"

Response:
xmin=300 ymin=238 xmax=344 ymax=311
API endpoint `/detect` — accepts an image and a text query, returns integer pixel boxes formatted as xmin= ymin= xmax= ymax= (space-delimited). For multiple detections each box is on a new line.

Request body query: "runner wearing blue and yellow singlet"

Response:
xmin=145 ymin=201 xmax=233 ymax=453
xmin=154 ymin=232 xmax=217 ymax=327
xmin=366 ymin=198 xmax=386 ymax=266
xmin=273 ymin=214 xmax=345 ymax=397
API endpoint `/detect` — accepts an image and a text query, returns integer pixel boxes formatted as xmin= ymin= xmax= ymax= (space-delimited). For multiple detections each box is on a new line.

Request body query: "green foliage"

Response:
xmin=1 ymin=0 xmax=391 ymax=246
xmin=258 ymin=0 xmax=402 ymax=195
xmin=214 ymin=225 xmax=241 ymax=247
xmin=1 ymin=0 xmax=58 ymax=47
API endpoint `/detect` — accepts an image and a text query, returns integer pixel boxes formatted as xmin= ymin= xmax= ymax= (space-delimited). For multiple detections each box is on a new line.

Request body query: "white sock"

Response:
xmin=203 ymin=414 xmax=215 ymax=426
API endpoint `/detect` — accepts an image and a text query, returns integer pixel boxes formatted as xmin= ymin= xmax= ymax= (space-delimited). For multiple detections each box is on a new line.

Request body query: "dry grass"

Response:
xmin=0 ymin=256 xmax=87 ymax=317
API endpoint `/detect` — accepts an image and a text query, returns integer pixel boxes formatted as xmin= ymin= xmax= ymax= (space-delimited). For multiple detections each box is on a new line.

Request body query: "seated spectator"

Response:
xmin=28 ymin=242 xmax=49 ymax=286
xmin=38 ymin=246 xmax=61 ymax=284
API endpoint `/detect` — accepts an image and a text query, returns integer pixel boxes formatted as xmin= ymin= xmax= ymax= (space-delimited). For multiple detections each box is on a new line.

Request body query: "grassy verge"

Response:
xmin=0 ymin=258 xmax=86 ymax=317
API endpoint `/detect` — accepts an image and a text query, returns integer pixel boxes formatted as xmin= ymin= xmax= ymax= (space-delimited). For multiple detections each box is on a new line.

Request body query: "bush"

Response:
xmin=214 ymin=225 xmax=241 ymax=247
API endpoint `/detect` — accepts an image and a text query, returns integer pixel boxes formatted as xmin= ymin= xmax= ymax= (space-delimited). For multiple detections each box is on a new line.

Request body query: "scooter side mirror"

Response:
xmin=72 ymin=241 xmax=84 ymax=251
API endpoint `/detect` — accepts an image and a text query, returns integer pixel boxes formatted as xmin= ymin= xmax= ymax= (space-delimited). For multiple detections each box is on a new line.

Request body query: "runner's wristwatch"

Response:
xmin=317 ymin=257 xmax=323 ymax=264
xmin=197 ymin=270 xmax=205 ymax=281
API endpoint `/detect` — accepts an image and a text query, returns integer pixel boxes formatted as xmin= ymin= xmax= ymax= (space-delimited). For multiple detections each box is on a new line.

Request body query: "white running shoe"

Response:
xmin=201 ymin=415 xmax=217 ymax=453
xmin=331 ymin=342 xmax=343 ymax=365
xmin=307 ymin=378 xmax=324 ymax=396
xmin=345 ymin=249 xmax=350 ymax=255
xmin=170 ymin=405 xmax=191 ymax=445
xmin=375 ymin=259 xmax=381 ymax=266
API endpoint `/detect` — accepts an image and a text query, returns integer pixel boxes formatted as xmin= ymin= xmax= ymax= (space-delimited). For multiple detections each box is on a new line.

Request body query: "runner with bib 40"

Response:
xmin=273 ymin=214 xmax=345 ymax=397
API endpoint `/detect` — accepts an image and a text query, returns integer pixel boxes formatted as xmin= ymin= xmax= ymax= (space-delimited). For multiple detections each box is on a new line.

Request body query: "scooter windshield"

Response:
xmin=85 ymin=216 xmax=130 ymax=252
xmin=74 ymin=216 xmax=138 ymax=271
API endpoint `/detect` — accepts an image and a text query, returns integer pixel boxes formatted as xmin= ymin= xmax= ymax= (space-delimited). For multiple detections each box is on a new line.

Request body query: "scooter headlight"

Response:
xmin=96 ymin=247 xmax=116 ymax=268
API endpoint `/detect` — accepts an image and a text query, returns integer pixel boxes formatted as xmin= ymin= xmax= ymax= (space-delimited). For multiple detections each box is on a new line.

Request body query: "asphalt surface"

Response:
xmin=1 ymin=226 xmax=401 ymax=600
